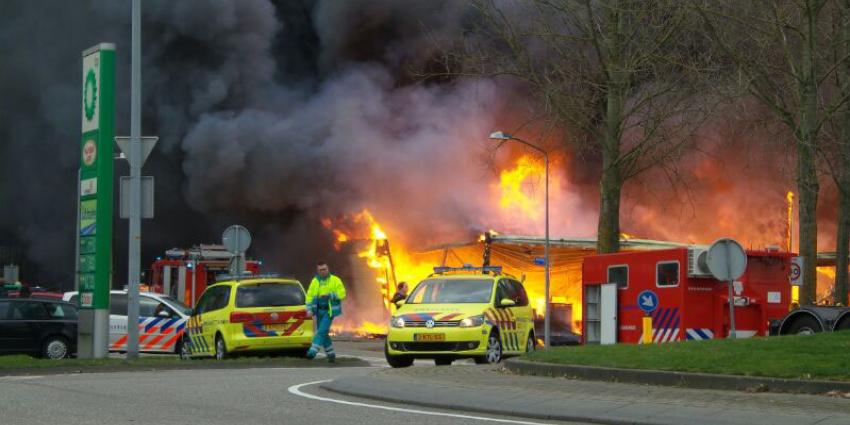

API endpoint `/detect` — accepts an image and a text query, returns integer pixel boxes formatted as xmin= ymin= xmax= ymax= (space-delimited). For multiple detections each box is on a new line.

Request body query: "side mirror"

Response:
xmin=394 ymin=299 xmax=406 ymax=309
xmin=499 ymin=298 xmax=516 ymax=308
xmin=157 ymin=310 xmax=171 ymax=318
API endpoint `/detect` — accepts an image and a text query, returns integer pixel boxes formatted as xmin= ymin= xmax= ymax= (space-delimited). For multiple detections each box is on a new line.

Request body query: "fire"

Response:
xmin=323 ymin=209 xmax=439 ymax=336
xmin=498 ymin=155 xmax=546 ymax=220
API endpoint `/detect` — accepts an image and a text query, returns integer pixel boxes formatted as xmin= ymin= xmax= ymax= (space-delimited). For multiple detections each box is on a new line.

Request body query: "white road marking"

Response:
xmin=288 ymin=380 xmax=553 ymax=425
xmin=0 ymin=375 xmax=45 ymax=381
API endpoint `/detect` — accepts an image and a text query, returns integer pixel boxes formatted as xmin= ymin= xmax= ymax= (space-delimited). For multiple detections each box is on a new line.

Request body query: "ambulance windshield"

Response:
xmin=407 ymin=279 xmax=492 ymax=304
xmin=236 ymin=282 xmax=305 ymax=307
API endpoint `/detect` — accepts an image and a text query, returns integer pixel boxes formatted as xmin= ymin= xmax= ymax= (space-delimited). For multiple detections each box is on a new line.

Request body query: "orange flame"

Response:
xmin=498 ymin=155 xmax=546 ymax=220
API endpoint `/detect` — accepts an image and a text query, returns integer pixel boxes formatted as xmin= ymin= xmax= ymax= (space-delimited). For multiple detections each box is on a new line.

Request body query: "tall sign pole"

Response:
xmin=77 ymin=43 xmax=115 ymax=359
xmin=126 ymin=0 xmax=143 ymax=359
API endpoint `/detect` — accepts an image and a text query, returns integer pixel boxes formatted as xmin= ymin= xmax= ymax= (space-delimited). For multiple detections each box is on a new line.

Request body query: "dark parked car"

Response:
xmin=0 ymin=298 xmax=78 ymax=359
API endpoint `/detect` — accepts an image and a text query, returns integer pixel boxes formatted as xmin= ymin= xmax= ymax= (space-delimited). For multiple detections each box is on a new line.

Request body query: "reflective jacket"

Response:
xmin=306 ymin=274 xmax=346 ymax=317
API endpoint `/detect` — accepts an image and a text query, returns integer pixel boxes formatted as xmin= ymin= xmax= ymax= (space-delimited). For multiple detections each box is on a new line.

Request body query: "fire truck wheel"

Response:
xmin=214 ymin=334 xmax=229 ymax=360
xmin=474 ymin=330 xmax=502 ymax=364
xmin=385 ymin=343 xmax=413 ymax=368
xmin=42 ymin=336 xmax=69 ymax=359
xmin=788 ymin=315 xmax=822 ymax=335
xmin=525 ymin=333 xmax=535 ymax=354
xmin=434 ymin=357 xmax=453 ymax=366
xmin=177 ymin=336 xmax=191 ymax=360
xmin=837 ymin=319 xmax=850 ymax=332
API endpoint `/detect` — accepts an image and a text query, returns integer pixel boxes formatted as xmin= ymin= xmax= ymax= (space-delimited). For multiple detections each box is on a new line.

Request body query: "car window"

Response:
xmin=140 ymin=297 xmax=164 ymax=317
xmin=406 ymin=279 xmax=493 ymax=304
xmin=0 ymin=301 xmax=9 ymax=319
xmin=47 ymin=303 xmax=78 ymax=320
xmin=10 ymin=302 xmax=49 ymax=320
xmin=68 ymin=295 xmax=79 ymax=306
xmin=160 ymin=296 xmax=192 ymax=316
xmin=509 ymin=280 xmax=529 ymax=306
xmin=110 ymin=293 xmax=128 ymax=315
xmin=197 ymin=286 xmax=230 ymax=314
xmin=236 ymin=283 xmax=305 ymax=308
xmin=496 ymin=280 xmax=518 ymax=305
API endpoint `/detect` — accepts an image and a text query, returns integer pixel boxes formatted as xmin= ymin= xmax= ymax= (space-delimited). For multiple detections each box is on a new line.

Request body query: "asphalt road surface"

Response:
xmin=0 ymin=346 xmax=588 ymax=425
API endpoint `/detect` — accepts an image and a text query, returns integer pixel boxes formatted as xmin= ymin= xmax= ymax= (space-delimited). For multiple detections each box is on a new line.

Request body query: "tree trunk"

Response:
xmin=796 ymin=1 xmax=821 ymax=305
xmin=596 ymin=0 xmax=625 ymax=254
xmin=836 ymin=186 xmax=850 ymax=305
xmin=836 ymin=0 xmax=850 ymax=306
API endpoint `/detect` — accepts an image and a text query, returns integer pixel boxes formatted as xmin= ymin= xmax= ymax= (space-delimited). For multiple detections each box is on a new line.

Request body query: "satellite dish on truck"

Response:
xmin=706 ymin=238 xmax=747 ymax=339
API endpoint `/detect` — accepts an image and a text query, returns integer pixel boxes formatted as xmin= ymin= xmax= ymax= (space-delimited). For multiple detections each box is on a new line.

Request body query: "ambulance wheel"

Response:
xmin=525 ymin=333 xmax=536 ymax=354
xmin=385 ymin=343 xmax=413 ymax=368
xmin=42 ymin=336 xmax=69 ymax=359
xmin=214 ymin=334 xmax=229 ymax=360
xmin=177 ymin=335 xmax=191 ymax=360
xmin=434 ymin=357 xmax=453 ymax=366
xmin=474 ymin=330 xmax=502 ymax=364
xmin=788 ymin=316 xmax=822 ymax=335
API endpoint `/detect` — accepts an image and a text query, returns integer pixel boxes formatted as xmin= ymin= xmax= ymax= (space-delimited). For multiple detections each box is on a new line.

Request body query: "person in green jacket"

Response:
xmin=305 ymin=261 xmax=346 ymax=362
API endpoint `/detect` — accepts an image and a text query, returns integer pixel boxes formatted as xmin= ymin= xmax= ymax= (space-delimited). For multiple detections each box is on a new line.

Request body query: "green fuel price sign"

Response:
xmin=77 ymin=44 xmax=114 ymax=309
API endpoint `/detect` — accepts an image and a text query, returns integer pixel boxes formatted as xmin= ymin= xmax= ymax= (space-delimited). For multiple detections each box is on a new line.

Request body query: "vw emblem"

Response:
xmin=425 ymin=319 xmax=435 ymax=329
xmin=270 ymin=312 xmax=279 ymax=321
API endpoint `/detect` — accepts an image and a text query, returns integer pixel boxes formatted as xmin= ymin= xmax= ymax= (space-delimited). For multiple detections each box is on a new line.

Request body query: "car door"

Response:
xmin=200 ymin=286 xmax=231 ymax=351
xmin=0 ymin=301 xmax=13 ymax=353
xmin=8 ymin=301 xmax=50 ymax=354
xmin=509 ymin=279 xmax=533 ymax=351
xmin=139 ymin=295 xmax=180 ymax=352
xmin=495 ymin=280 xmax=521 ymax=353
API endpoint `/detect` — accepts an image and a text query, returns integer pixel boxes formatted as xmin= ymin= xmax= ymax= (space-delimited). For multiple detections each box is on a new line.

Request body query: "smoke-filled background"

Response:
xmin=0 ymin=0 xmax=838 ymax=291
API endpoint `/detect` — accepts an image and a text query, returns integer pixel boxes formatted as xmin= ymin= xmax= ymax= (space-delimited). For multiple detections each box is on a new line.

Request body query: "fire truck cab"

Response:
xmin=582 ymin=247 xmax=793 ymax=344
xmin=149 ymin=245 xmax=261 ymax=307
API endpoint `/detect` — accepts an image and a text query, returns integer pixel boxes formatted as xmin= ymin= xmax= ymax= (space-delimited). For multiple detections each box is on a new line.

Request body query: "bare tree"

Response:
xmin=696 ymin=0 xmax=850 ymax=305
xmin=438 ymin=0 xmax=715 ymax=253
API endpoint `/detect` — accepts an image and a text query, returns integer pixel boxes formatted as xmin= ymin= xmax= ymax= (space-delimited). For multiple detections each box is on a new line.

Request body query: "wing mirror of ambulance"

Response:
xmin=499 ymin=298 xmax=516 ymax=308
xmin=394 ymin=299 xmax=406 ymax=309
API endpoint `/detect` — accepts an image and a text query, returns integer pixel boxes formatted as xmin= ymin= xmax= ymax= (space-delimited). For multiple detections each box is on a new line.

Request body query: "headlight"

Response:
xmin=459 ymin=315 xmax=485 ymax=328
xmin=390 ymin=316 xmax=405 ymax=328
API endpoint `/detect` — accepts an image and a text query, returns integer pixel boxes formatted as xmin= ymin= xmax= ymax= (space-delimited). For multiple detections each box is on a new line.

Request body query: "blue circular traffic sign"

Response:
xmin=637 ymin=290 xmax=659 ymax=314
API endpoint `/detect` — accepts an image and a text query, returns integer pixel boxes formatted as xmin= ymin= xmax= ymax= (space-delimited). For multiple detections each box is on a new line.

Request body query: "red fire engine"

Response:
xmin=149 ymin=245 xmax=261 ymax=307
xmin=582 ymin=247 xmax=793 ymax=344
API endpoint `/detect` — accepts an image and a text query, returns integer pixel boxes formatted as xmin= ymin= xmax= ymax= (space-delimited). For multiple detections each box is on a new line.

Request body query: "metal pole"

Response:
xmin=126 ymin=0 xmax=142 ymax=359
xmin=74 ymin=169 xmax=81 ymax=292
xmin=726 ymin=245 xmax=737 ymax=339
xmin=543 ymin=152 xmax=551 ymax=348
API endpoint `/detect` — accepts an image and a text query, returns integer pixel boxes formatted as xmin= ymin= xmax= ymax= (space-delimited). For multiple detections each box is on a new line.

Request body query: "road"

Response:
xmin=0 ymin=342 xmax=586 ymax=425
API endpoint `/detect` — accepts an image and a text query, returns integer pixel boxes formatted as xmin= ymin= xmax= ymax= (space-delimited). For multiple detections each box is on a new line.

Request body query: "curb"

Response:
xmin=321 ymin=377 xmax=656 ymax=425
xmin=0 ymin=358 xmax=371 ymax=377
xmin=505 ymin=358 xmax=850 ymax=395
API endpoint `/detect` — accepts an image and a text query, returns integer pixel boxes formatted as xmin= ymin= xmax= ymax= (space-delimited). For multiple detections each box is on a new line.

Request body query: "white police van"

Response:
xmin=63 ymin=290 xmax=192 ymax=358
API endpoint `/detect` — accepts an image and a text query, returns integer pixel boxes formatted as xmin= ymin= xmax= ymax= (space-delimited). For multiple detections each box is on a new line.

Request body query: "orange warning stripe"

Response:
xmin=143 ymin=335 xmax=166 ymax=350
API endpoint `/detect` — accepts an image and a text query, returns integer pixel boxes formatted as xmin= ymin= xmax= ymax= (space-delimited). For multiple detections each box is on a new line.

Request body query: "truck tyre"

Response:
xmin=474 ymin=330 xmax=502 ymax=364
xmin=788 ymin=315 xmax=822 ymax=335
xmin=42 ymin=336 xmax=69 ymax=359
xmin=835 ymin=318 xmax=850 ymax=332
xmin=385 ymin=343 xmax=413 ymax=368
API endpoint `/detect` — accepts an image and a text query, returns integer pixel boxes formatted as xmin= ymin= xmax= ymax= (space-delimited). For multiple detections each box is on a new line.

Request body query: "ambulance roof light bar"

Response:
xmin=432 ymin=264 xmax=503 ymax=275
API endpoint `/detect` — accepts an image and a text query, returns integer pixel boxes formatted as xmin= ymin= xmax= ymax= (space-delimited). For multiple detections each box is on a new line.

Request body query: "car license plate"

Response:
xmin=266 ymin=324 xmax=289 ymax=332
xmin=414 ymin=333 xmax=445 ymax=342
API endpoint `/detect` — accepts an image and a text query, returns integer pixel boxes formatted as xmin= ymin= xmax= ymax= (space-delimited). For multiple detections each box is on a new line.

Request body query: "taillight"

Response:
xmin=230 ymin=312 xmax=256 ymax=323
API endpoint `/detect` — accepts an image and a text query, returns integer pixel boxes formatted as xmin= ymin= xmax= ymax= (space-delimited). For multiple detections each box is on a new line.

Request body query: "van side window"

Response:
xmin=497 ymin=280 xmax=518 ymax=306
xmin=608 ymin=265 xmax=628 ymax=289
xmin=509 ymin=280 xmax=529 ymax=306
xmin=657 ymin=262 xmax=680 ymax=287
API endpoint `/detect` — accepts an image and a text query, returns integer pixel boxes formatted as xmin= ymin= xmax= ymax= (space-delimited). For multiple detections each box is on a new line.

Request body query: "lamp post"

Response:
xmin=489 ymin=131 xmax=550 ymax=348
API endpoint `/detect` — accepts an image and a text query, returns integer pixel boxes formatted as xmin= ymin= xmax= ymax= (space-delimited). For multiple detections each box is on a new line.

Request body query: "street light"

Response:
xmin=489 ymin=131 xmax=551 ymax=348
